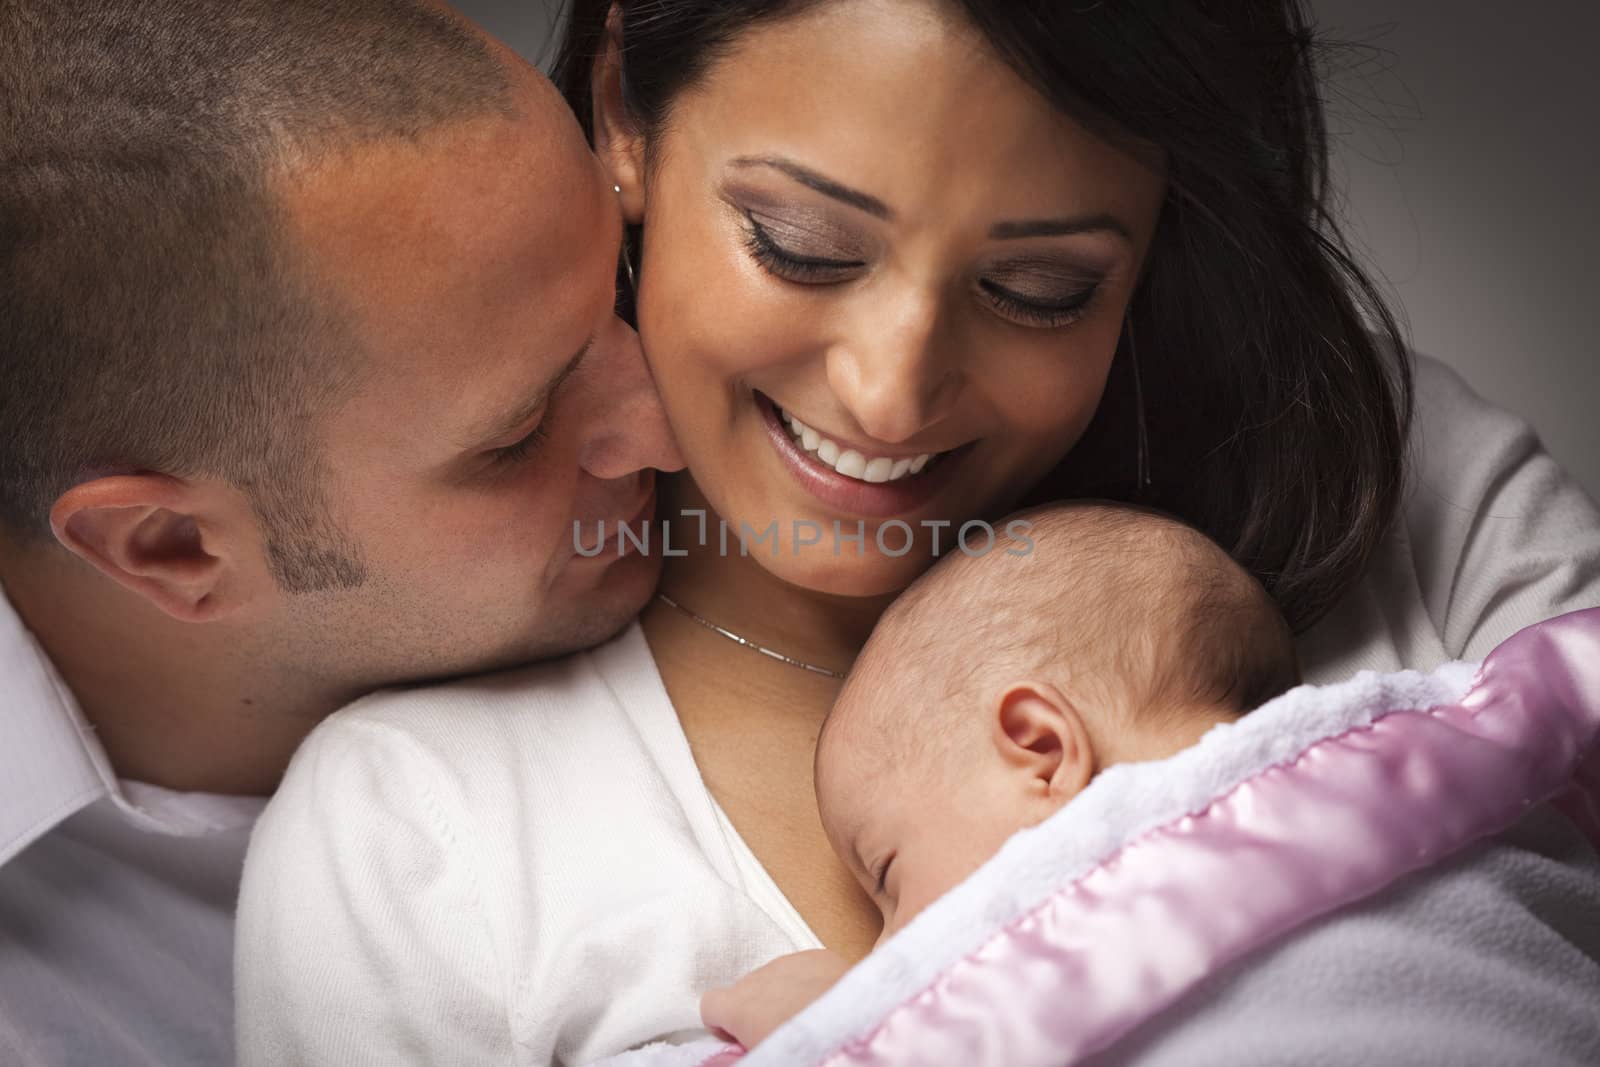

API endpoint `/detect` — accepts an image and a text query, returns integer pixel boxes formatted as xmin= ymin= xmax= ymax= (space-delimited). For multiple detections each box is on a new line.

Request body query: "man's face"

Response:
xmin=276 ymin=62 xmax=681 ymax=687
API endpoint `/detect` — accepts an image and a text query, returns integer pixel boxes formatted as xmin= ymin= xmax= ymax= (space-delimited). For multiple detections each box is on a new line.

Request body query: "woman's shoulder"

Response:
xmin=259 ymin=621 xmax=670 ymax=843
xmin=1301 ymin=352 xmax=1600 ymax=678
xmin=316 ymin=621 xmax=657 ymax=762
xmin=1402 ymin=354 xmax=1600 ymax=652
xmin=1406 ymin=352 xmax=1598 ymax=534
xmin=241 ymin=620 xmax=795 ymax=1066
xmin=1407 ymin=353 xmax=1554 ymax=491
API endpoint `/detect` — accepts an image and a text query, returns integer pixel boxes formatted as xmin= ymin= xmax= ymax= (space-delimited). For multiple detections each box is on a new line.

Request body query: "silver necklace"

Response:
xmin=655 ymin=592 xmax=848 ymax=680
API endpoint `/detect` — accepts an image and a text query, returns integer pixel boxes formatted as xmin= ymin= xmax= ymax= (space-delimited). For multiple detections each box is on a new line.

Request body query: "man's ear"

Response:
xmin=49 ymin=474 xmax=266 ymax=623
xmin=992 ymin=681 xmax=1096 ymax=801
xmin=591 ymin=5 xmax=647 ymax=222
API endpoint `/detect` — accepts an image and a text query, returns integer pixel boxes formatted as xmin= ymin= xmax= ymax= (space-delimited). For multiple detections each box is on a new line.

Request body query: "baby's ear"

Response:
xmin=992 ymin=681 xmax=1096 ymax=801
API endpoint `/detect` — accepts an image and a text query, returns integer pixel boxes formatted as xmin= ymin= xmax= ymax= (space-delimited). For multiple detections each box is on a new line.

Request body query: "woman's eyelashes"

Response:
xmin=743 ymin=210 xmax=866 ymax=282
xmin=981 ymin=277 xmax=1102 ymax=329
xmin=977 ymin=256 xmax=1106 ymax=328
xmin=741 ymin=208 xmax=1103 ymax=329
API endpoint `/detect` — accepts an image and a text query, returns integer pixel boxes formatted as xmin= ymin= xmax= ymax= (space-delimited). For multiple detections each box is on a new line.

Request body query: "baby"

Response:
xmin=701 ymin=501 xmax=1301 ymax=1049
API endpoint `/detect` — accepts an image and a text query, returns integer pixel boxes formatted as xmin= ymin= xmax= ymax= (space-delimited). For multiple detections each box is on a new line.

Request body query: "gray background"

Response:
xmin=454 ymin=0 xmax=1599 ymax=499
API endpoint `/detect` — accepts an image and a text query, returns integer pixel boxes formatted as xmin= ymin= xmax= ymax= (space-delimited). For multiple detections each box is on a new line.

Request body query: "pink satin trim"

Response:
xmin=698 ymin=608 xmax=1600 ymax=1067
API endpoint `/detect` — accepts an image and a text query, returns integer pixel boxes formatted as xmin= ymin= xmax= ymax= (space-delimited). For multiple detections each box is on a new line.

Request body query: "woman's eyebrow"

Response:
xmin=989 ymin=214 xmax=1132 ymax=242
xmin=729 ymin=154 xmax=892 ymax=220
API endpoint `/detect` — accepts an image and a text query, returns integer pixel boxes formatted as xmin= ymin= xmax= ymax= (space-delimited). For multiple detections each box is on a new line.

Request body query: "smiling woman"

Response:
xmin=544 ymin=0 xmax=1416 ymax=965
xmin=562 ymin=0 xmax=1408 ymax=626
xmin=590 ymin=1 xmax=1169 ymax=601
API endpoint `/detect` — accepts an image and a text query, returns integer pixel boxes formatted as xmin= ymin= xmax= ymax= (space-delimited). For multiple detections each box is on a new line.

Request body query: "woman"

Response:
xmin=236 ymin=0 xmax=1600 ymax=1062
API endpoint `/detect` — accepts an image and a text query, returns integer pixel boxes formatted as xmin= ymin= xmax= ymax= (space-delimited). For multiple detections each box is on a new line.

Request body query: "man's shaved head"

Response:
xmin=0 ymin=0 xmax=516 ymax=590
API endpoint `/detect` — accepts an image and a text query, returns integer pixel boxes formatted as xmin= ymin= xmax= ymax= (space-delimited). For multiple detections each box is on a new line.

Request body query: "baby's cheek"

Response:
xmin=888 ymin=851 xmax=991 ymax=937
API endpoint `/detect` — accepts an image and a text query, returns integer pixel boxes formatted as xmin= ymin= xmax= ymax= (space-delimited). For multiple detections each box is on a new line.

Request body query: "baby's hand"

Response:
xmin=700 ymin=949 xmax=852 ymax=1050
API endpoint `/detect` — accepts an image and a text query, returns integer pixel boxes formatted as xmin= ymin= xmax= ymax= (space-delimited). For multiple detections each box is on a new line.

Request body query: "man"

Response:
xmin=0 ymin=1 xmax=681 ymax=1062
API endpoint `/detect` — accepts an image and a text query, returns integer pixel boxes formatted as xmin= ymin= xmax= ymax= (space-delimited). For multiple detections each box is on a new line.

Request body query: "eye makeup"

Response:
xmin=743 ymin=212 xmax=868 ymax=282
xmin=723 ymin=172 xmax=1116 ymax=329
xmin=978 ymin=255 xmax=1109 ymax=329
xmin=727 ymin=186 xmax=874 ymax=283
xmin=980 ymin=280 xmax=1102 ymax=328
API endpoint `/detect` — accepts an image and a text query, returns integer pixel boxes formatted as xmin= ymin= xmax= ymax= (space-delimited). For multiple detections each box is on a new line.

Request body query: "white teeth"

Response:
xmin=835 ymin=450 xmax=867 ymax=479
xmin=773 ymin=402 xmax=942 ymax=484
xmin=862 ymin=457 xmax=894 ymax=483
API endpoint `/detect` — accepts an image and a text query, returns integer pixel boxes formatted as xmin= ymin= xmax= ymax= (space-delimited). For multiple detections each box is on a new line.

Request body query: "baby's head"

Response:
xmin=816 ymin=502 xmax=1299 ymax=937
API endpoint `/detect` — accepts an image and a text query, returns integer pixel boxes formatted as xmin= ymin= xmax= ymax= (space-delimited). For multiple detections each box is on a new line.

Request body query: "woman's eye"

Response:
xmin=980 ymin=278 xmax=1101 ymax=329
xmin=743 ymin=213 xmax=866 ymax=284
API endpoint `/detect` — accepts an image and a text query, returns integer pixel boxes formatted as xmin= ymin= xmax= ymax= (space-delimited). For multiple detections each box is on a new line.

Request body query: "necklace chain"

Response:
xmin=655 ymin=592 xmax=848 ymax=680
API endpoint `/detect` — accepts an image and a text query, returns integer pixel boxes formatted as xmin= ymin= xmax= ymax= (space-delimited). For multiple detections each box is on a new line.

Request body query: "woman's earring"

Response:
xmin=614 ymin=184 xmax=637 ymax=293
xmin=1126 ymin=317 xmax=1152 ymax=492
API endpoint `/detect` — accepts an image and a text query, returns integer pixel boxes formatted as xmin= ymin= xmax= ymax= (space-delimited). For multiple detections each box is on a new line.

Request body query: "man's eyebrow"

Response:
xmin=467 ymin=337 xmax=592 ymax=447
xmin=989 ymin=213 xmax=1132 ymax=242
xmin=729 ymin=155 xmax=892 ymax=220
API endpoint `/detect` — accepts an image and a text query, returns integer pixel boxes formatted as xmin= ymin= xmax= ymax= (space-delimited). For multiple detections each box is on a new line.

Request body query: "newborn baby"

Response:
xmin=701 ymin=501 xmax=1301 ymax=1049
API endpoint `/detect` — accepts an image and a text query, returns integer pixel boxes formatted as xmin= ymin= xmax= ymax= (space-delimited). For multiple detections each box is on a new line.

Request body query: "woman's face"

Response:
xmin=603 ymin=0 xmax=1165 ymax=596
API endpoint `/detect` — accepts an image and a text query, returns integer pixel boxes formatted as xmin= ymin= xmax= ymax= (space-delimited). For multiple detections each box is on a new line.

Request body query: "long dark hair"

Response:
xmin=555 ymin=0 xmax=1413 ymax=633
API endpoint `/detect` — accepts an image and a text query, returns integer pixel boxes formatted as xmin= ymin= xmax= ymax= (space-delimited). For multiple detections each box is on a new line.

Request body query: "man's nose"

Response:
xmin=826 ymin=292 xmax=961 ymax=445
xmin=573 ymin=314 xmax=685 ymax=480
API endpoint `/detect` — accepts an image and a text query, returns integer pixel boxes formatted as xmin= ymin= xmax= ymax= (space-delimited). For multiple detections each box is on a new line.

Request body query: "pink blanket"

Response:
xmin=606 ymin=608 xmax=1600 ymax=1067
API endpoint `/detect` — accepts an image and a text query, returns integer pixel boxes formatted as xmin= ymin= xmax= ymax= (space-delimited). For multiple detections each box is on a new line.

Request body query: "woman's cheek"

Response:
xmin=1008 ymin=336 xmax=1115 ymax=428
xmin=643 ymin=244 xmax=809 ymax=391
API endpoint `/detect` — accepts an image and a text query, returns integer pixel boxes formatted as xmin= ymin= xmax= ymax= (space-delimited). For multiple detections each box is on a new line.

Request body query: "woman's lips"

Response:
xmin=756 ymin=392 xmax=968 ymax=520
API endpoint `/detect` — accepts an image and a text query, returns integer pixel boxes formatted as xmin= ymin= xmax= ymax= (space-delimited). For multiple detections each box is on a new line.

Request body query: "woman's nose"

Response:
xmin=826 ymin=294 xmax=961 ymax=445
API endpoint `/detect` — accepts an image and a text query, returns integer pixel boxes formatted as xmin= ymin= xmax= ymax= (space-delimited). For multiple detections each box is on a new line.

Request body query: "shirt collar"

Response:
xmin=0 ymin=586 xmax=259 ymax=867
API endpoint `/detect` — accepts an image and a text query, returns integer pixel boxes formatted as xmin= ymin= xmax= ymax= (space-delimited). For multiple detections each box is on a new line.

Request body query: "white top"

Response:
xmin=1296 ymin=358 xmax=1600 ymax=680
xmin=0 ymin=588 xmax=265 ymax=1066
xmin=234 ymin=356 xmax=1600 ymax=1066
xmin=237 ymin=622 xmax=818 ymax=1067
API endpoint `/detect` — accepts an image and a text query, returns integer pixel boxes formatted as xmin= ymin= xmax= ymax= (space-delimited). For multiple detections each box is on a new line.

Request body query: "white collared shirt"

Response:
xmin=0 ymin=589 xmax=264 ymax=1067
